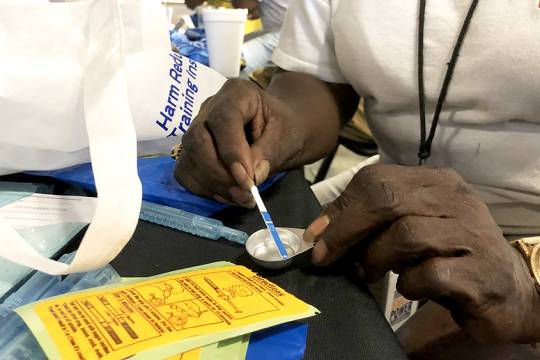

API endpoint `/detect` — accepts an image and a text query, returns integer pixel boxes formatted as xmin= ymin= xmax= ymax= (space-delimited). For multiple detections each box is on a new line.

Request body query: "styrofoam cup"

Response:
xmin=203 ymin=8 xmax=247 ymax=78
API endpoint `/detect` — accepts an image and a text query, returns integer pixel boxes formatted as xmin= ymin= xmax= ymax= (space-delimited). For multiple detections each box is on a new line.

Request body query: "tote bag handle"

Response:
xmin=0 ymin=0 xmax=143 ymax=274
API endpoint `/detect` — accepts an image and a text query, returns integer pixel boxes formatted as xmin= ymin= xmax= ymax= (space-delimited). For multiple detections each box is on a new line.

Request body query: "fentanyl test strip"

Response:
xmin=250 ymin=186 xmax=289 ymax=260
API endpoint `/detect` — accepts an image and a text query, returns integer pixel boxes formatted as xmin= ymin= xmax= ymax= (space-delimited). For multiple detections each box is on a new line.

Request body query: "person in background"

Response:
xmin=185 ymin=0 xmax=289 ymax=74
xmin=174 ymin=1 xmax=540 ymax=358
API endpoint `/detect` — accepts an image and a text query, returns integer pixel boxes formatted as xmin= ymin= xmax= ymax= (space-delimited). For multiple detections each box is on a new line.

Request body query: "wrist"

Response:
xmin=267 ymin=72 xmax=343 ymax=164
xmin=509 ymin=237 xmax=540 ymax=343
xmin=264 ymin=100 xmax=339 ymax=171
xmin=521 ymin=283 xmax=540 ymax=343
xmin=510 ymin=244 xmax=540 ymax=343
xmin=267 ymin=94 xmax=312 ymax=170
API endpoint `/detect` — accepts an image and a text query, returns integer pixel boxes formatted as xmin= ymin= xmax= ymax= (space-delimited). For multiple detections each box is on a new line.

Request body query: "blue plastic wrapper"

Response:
xmin=247 ymin=323 xmax=308 ymax=360
xmin=190 ymin=12 xmax=201 ymax=28
xmin=185 ymin=28 xmax=206 ymax=41
xmin=170 ymin=30 xmax=209 ymax=66
xmin=28 ymin=156 xmax=285 ymax=217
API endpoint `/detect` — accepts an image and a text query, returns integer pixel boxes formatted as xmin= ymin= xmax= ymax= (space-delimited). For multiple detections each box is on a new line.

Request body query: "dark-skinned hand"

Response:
xmin=305 ymin=164 xmax=540 ymax=344
xmin=174 ymin=79 xmax=306 ymax=207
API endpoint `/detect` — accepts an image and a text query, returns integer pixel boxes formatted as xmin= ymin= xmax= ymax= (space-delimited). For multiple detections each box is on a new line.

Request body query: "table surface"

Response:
xmin=109 ymin=170 xmax=407 ymax=360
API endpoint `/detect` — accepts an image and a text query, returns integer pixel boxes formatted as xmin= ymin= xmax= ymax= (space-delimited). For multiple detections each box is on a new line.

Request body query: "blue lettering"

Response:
xmin=165 ymin=105 xmax=175 ymax=117
xmin=170 ymin=52 xmax=183 ymax=66
xmin=169 ymin=68 xmax=182 ymax=84
xmin=187 ymin=59 xmax=197 ymax=79
xmin=182 ymin=114 xmax=192 ymax=126
xmin=185 ymin=88 xmax=195 ymax=105
xmin=183 ymin=96 xmax=194 ymax=118
xmin=155 ymin=54 xmax=200 ymax=134
xmin=167 ymin=128 xmax=178 ymax=137
xmin=155 ymin=111 xmax=173 ymax=132
xmin=187 ymin=78 xmax=198 ymax=93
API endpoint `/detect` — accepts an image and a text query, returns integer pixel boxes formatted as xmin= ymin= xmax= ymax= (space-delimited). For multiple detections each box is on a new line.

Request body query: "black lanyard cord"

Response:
xmin=417 ymin=0 xmax=479 ymax=165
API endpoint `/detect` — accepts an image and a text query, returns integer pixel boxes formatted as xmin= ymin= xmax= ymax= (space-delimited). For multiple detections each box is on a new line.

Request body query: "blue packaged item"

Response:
xmin=189 ymin=12 xmax=201 ymax=28
xmin=0 ymin=249 xmax=307 ymax=359
xmin=170 ymin=31 xmax=209 ymax=66
xmin=0 ymin=252 xmax=121 ymax=360
xmin=247 ymin=322 xmax=309 ymax=360
xmin=140 ymin=201 xmax=248 ymax=244
xmin=0 ymin=184 xmax=87 ymax=298
xmin=185 ymin=27 xmax=206 ymax=41
xmin=28 ymin=156 xmax=285 ymax=217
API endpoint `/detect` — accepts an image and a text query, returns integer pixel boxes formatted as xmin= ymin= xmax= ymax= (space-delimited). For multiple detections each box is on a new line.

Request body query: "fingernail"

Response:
xmin=312 ymin=239 xmax=328 ymax=265
xmin=254 ymin=160 xmax=270 ymax=186
xmin=304 ymin=215 xmax=330 ymax=243
xmin=230 ymin=161 xmax=254 ymax=190
xmin=310 ymin=215 xmax=330 ymax=234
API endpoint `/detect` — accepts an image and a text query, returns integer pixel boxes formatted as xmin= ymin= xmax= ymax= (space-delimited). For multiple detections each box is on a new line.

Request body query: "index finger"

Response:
xmin=312 ymin=175 xmax=456 ymax=266
xmin=205 ymin=82 xmax=264 ymax=190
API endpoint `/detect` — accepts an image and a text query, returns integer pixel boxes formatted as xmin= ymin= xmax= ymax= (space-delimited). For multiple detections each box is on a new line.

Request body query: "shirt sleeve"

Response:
xmin=272 ymin=0 xmax=347 ymax=83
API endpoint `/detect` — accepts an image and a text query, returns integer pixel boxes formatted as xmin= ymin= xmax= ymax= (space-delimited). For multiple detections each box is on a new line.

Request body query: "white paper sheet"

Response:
xmin=0 ymin=194 xmax=97 ymax=228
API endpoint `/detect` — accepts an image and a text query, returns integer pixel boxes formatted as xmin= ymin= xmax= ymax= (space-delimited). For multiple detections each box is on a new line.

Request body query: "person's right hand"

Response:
xmin=174 ymin=79 xmax=307 ymax=207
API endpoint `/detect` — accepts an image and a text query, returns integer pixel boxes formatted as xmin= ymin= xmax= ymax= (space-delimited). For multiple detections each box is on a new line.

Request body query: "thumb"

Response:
xmin=304 ymin=194 xmax=350 ymax=245
xmin=310 ymin=192 xmax=363 ymax=266
xmin=304 ymin=215 xmax=330 ymax=245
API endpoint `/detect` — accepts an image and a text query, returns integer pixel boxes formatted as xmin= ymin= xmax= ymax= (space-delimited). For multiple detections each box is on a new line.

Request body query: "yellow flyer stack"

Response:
xmin=17 ymin=262 xmax=318 ymax=360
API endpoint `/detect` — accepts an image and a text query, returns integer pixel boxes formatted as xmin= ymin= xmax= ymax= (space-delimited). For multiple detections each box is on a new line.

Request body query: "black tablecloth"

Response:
xmin=109 ymin=170 xmax=407 ymax=360
xmin=2 ymin=170 xmax=406 ymax=359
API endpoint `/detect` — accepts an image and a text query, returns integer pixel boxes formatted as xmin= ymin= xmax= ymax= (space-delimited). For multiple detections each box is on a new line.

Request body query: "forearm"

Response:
xmin=267 ymin=70 xmax=359 ymax=166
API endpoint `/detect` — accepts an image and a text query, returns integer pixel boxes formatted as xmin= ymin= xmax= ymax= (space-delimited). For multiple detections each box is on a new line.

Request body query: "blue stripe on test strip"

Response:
xmin=250 ymin=185 xmax=289 ymax=260
xmin=262 ymin=211 xmax=289 ymax=259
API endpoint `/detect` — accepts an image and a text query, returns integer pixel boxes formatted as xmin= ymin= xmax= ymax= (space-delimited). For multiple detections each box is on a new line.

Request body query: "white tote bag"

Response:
xmin=0 ymin=0 xmax=226 ymax=274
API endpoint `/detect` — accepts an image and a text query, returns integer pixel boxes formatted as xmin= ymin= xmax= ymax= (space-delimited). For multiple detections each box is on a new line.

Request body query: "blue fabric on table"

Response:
xmin=247 ymin=323 xmax=308 ymax=360
xmin=27 ymin=156 xmax=285 ymax=217
xmin=170 ymin=30 xmax=209 ymax=66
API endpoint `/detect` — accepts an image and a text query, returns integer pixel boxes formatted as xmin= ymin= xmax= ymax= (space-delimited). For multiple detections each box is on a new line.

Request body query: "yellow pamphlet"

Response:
xmin=17 ymin=262 xmax=318 ymax=360
xmin=120 ymin=277 xmax=249 ymax=360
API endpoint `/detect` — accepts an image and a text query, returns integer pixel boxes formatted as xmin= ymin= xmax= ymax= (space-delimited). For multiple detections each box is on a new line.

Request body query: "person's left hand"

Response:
xmin=232 ymin=0 xmax=260 ymax=19
xmin=305 ymin=164 xmax=540 ymax=343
